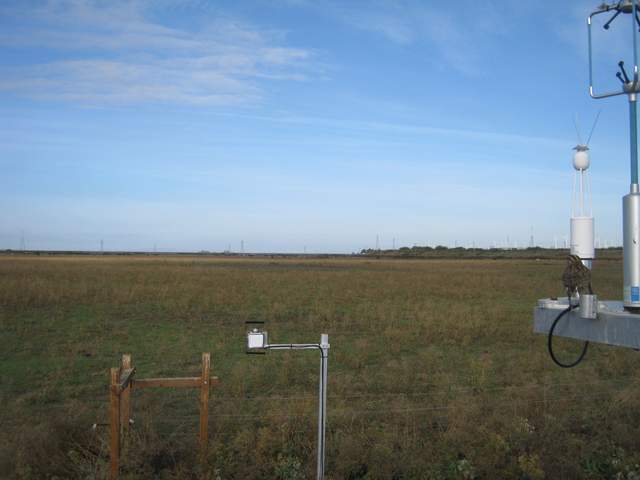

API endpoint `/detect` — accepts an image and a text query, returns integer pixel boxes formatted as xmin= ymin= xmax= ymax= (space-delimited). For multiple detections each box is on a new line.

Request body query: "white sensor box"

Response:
xmin=247 ymin=331 xmax=267 ymax=349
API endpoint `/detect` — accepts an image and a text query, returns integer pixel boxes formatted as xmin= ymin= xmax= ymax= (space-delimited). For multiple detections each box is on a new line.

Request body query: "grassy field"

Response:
xmin=2 ymin=254 xmax=640 ymax=479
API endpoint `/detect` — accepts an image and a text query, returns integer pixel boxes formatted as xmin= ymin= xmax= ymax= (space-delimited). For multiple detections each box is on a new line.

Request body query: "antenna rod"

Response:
xmin=586 ymin=109 xmax=602 ymax=145
xmin=620 ymin=60 xmax=631 ymax=83
xmin=603 ymin=9 xmax=621 ymax=29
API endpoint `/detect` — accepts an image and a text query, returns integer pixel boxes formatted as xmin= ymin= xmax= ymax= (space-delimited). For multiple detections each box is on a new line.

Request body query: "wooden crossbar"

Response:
xmin=132 ymin=376 xmax=219 ymax=389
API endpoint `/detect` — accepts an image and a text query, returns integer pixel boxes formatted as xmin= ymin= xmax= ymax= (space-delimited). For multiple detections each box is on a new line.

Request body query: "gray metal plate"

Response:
xmin=533 ymin=298 xmax=640 ymax=349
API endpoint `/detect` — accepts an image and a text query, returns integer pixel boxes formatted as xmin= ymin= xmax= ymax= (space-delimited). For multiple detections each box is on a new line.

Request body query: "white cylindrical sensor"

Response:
xmin=570 ymin=216 xmax=595 ymax=260
xmin=623 ymin=189 xmax=640 ymax=309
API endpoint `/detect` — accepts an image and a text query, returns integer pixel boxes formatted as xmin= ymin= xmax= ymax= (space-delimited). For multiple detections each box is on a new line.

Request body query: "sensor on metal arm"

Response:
xmin=533 ymin=0 xmax=640 ymax=368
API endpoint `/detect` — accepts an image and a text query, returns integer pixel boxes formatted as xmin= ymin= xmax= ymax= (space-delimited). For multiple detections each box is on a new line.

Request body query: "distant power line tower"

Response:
xmin=375 ymin=235 xmax=380 ymax=251
xmin=529 ymin=227 xmax=535 ymax=248
xmin=241 ymin=240 xmax=244 ymax=254
xmin=392 ymin=237 xmax=396 ymax=250
xmin=20 ymin=231 xmax=25 ymax=251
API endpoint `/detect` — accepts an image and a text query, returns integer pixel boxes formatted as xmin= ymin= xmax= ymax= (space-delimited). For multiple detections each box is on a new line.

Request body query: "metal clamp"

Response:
xmin=579 ymin=294 xmax=599 ymax=319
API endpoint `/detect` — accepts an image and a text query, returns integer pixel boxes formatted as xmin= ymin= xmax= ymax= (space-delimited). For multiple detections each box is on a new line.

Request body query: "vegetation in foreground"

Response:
xmin=2 ymin=254 xmax=640 ymax=479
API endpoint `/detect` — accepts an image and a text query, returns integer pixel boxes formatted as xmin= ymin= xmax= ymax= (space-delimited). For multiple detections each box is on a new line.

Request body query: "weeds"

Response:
xmin=1 ymin=254 xmax=638 ymax=478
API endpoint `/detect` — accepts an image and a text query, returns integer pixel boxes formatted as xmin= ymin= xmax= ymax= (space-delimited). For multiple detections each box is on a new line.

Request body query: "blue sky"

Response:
xmin=0 ymin=0 xmax=637 ymax=253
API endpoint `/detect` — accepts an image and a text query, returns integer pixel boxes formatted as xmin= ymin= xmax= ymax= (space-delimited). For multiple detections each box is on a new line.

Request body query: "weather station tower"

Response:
xmin=534 ymin=0 xmax=640 ymax=366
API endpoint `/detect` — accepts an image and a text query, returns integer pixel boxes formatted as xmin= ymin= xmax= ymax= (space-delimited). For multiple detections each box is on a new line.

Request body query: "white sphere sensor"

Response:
xmin=573 ymin=146 xmax=590 ymax=171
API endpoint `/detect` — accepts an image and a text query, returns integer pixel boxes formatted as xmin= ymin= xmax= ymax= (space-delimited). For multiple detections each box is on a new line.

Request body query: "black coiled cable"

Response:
xmin=547 ymin=301 xmax=589 ymax=368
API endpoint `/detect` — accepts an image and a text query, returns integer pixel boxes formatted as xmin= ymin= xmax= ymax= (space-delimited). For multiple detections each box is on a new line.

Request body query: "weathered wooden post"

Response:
xmin=120 ymin=354 xmax=132 ymax=437
xmin=109 ymin=368 xmax=121 ymax=480
xmin=199 ymin=353 xmax=211 ymax=460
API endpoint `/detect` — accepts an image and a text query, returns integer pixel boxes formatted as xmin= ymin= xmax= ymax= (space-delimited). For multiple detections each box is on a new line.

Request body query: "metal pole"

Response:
xmin=580 ymin=170 xmax=585 ymax=215
xmin=253 ymin=333 xmax=330 ymax=478
xmin=630 ymin=95 xmax=638 ymax=185
xmin=317 ymin=334 xmax=329 ymax=480
xmin=634 ymin=0 xmax=639 ymax=85
xmin=624 ymin=94 xmax=640 ymax=308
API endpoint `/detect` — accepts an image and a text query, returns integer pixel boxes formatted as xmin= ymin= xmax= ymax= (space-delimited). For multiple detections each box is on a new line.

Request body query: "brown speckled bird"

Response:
xmin=562 ymin=254 xmax=593 ymax=297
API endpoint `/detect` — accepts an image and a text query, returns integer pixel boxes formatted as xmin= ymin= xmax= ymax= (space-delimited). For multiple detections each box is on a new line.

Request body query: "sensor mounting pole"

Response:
xmin=631 ymin=92 xmax=638 ymax=185
xmin=533 ymin=0 xmax=640 ymax=358
xmin=246 ymin=326 xmax=330 ymax=480
xmin=588 ymin=0 xmax=640 ymax=308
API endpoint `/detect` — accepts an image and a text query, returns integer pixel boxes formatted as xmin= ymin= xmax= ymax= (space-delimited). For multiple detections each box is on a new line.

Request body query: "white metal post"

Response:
xmin=317 ymin=334 xmax=329 ymax=480
xmin=246 ymin=329 xmax=330 ymax=480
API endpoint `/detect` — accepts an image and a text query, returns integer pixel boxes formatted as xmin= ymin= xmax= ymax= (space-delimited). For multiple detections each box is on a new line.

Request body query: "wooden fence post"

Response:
xmin=121 ymin=354 xmax=132 ymax=438
xmin=199 ymin=353 xmax=211 ymax=460
xmin=110 ymin=367 xmax=121 ymax=480
xmin=108 ymin=352 xmax=217 ymax=477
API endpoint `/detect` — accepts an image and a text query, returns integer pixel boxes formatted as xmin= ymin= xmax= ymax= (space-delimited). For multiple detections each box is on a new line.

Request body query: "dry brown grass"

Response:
xmin=2 ymin=254 xmax=640 ymax=479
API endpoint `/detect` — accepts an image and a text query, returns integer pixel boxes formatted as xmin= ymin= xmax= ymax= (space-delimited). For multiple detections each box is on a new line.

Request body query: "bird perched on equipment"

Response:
xmin=562 ymin=254 xmax=593 ymax=297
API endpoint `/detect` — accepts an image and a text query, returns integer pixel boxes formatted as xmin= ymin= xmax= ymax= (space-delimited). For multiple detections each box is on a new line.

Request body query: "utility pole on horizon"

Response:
xmin=529 ymin=227 xmax=535 ymax=248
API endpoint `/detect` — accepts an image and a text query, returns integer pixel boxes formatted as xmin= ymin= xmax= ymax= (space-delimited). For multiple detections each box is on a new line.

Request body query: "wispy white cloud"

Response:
xmin=193 ymin=110 xmax=568 ymax=150
xmin=286 ymin=0 xmax=539 ymax=76
xmin=0 ymin=0 xmax=315 ymax=106
xmin=335 ymin=7 xmax=415 ymax=45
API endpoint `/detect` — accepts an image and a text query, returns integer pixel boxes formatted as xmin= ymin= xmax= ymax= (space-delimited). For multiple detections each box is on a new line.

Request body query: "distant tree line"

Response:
xmin=360 ymin=245 xmax=622 ymax=260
